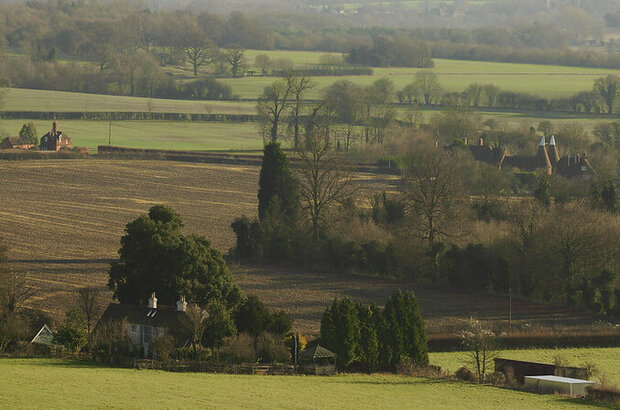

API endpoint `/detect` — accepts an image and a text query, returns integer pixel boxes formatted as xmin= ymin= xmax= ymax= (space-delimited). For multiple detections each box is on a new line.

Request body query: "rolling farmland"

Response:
xmin=0 ymin=159 xmax=595 ymax=335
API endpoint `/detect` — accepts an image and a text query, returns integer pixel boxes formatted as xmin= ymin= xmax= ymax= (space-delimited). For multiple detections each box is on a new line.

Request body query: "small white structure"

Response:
xmin=30 ymin=324 xmax=55 ymax=346
xmin=524 ymin=375 xmax=596 ymax=396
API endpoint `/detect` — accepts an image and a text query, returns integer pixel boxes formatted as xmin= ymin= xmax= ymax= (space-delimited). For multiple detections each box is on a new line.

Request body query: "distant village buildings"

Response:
xmin=40 ymin=121 xmax=72 ymax=151
xmin=449 ymin=135 xmax=596 ymax=180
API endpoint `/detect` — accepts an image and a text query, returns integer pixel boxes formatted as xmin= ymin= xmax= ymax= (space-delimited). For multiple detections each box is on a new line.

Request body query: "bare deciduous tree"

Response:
xmin=0 ymin=245 xmax=36 ymax=315
xmin=297 ymin=133 xmax=356 ymax=241
xmin=459 ymin=318 xmax=500 ymax=384
xmin=174 ymin=25 xmax=218 ymax=76
xmin=287 ymin=74 xmax=313 ymax=150
xmin=77 ymin=287 xmax=105 ymax=335
xmin=254 ymin=54 xmax=271 ymax=76
xmin=414 ymin=70 xmax=442 ymax=105
xmin=399 ymin=146 xmax=466 ymax=278
xmin=257 ymin=79 xmax=293 ymax=142
xmin=225 ymin=46 xmax=247 ymax=78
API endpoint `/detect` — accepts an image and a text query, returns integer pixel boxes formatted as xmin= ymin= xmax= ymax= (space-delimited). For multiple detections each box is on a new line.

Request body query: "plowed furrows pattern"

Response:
xmin=0 ymin=159 xmax=260 ymax=318
xmin=0 ymin=159 xmax=402 ymax=322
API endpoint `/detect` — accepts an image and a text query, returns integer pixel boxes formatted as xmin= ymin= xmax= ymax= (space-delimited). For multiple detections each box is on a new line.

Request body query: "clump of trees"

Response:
xmin=347 ymin=35 xmax=434 ymax=68
xmin=103 ymin=205 xmax=293 ymax=363
xmin=320 ymin=290 xmax=428 ymax=370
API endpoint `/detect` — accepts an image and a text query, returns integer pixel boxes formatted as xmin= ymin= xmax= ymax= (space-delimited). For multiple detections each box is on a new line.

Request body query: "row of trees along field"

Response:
xmin=0 ymin=206 xmax=296 ymax=364
xmin=255 ymin=73 xmax=620 ymax=167
xmin=232 ymin=130 xmax=620 ymax=318
xmin=0 ymin=1 xmax=618 ymax=69
xmin=396 ymin=72 xmax=620 ymax=115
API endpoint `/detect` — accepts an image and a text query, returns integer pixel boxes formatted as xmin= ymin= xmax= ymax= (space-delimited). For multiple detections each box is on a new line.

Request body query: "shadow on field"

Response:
xmin=9 ymin=258 xmax=115 ymax=265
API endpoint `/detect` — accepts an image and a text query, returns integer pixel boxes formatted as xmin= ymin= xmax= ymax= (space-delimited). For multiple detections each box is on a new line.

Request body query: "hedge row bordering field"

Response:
xmin=427 ymin=332 xmax=620 ymax=352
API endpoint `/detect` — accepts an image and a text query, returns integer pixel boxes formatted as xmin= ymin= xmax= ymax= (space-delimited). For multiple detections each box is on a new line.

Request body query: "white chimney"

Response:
xmin=148 ymin=292 xmax=157 ymax=309
xmin=176 ymin=295 xmax=187 ymax=312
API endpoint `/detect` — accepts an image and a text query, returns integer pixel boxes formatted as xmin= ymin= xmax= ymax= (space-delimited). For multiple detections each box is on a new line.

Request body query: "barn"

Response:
xmin=0 ymin=136 xmax=35 ymax=150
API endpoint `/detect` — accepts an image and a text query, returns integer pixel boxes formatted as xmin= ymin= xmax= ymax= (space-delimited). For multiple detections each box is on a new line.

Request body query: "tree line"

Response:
xmin=232 ymin=124 xmax=620 ymax=319
xmin=0 ymin=1 xmax=618 ymax=75
xmin=398 ymin=72 xmax=620 ymax=115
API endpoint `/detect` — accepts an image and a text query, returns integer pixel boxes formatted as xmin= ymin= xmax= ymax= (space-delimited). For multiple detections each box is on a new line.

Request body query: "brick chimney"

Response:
xmin=479 ymin=137 xmax=484 ymax=146
xmin=176 ymin=295 xmax=187 ymax=312
xmin=148 ymin=292 xmax=157 ymax=309
xmin=52 ymin=121 xmax=58 ymax=136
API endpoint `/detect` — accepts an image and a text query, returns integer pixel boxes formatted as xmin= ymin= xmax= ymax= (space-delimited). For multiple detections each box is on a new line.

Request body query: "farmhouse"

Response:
xmin=0 ymin=136 xmax=35 ymax=150
xmin=98 ymin=293 xmax=188 ymax=357
xmin=452 ymin=136 xmax=596 ymax=179
xmin=40 ymin=121 xmax=72 ymax=151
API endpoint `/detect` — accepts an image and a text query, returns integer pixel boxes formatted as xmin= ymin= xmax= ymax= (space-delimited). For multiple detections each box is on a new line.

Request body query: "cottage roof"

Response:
xmin=2 ymin=136 xmax=32 ymax=146
xmin=99 ymin=303 xmax=186 ymax=330
xmin=300 ymin=344 xmax=336 ymax=360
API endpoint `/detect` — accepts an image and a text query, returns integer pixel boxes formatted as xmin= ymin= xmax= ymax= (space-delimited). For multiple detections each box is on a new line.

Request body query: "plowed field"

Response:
xmin=0 ymin=159 xmax=593 ymax=335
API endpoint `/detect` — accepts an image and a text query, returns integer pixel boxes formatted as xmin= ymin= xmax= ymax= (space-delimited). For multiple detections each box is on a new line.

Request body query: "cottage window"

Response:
xmin=143 ymin=325 xmax=153 ymax=343
xmin=131 ymin=324 xmax=137 ymax=333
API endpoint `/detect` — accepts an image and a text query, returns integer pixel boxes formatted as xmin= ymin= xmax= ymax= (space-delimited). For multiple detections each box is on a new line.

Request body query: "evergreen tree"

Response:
xmin=601 ymin=180 xmax=617 ymax=213
xmin=401 ymin=291 xmax=429 ymax=365
xmin=534 ymin=177 xmax=551 ymax=207
xmin=383 ymin=290 xmax=428 ymax=366
xmin=257 ymin=142 xmax=299 ymax=221
xmin=357 ymin=303 xmax=379 ymax=369
xmin=108 ymin=205 xmax=241 ymax=309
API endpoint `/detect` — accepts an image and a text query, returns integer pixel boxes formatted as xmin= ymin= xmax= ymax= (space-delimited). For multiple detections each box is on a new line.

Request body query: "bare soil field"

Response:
xmin=0 ymin=159 xmax=594 ymax=335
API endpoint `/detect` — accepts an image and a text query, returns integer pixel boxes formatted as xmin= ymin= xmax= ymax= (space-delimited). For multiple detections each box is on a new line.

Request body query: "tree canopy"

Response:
xmin=108 ymin=205 xmax=241 ymax=309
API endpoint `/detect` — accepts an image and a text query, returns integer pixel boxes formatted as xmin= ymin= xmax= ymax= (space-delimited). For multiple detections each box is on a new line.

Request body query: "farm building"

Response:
xmin=524 ymin=375 xmax=596 ymax=396
xmin=40 ymin=121 xmax=72 ymax=151
xmin=98 ymin=293 xmax=188 ymax=357
xmin=448 ymin=136 xmax=596 ymax=179
xmin=0 ymin=136 xmax=35 ymax=150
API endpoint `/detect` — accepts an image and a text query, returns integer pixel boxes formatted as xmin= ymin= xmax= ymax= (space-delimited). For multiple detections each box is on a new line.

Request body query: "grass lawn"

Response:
xmin=0 ymin=120 xmax=263 ymax=152
xmin=429 ymin=347 xmax=620 ymax=387
xmin=0 ymin=358 xmax=606 ymax=409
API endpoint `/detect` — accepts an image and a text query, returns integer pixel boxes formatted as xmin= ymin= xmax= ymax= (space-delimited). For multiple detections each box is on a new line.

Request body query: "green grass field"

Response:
xmin=2 ymin=88 xmax=256 ymax=114
xmin=0 ymin=358 xmax=607 ymax=409
xmin=429 ymin=347 xmax=620 ymax=387
xmin=222 ymin=57 xmax=620 ymax=100
xmin=1 ymin=120 xmax=263 ymax=152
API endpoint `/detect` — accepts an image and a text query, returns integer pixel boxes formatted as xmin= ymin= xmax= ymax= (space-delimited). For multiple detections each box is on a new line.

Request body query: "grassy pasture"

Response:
xmin=1 ymin=119 xmax=262 ymax=152
xmin=0 ymin=160 xmax=595 ymax=335
xmin=429 ymin=347 xmax=620 ymax=387
xmin=2 ymin=88 xmax=256 ymax=114
xmin=222 ymin=57 xmax=620 ymax=100
xmin=0 ymin=358 xmax=604 ymax=409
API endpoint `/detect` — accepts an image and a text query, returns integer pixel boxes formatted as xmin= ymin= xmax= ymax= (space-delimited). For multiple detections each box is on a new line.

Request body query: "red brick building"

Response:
xmin=40 ymin=121 xmax=72 ymax=151
xmin=0 ymin=136 xmax=35 ymax=150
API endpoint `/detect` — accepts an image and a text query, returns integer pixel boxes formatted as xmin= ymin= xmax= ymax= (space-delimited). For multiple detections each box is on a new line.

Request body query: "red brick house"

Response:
xmin=449 ymin=136 xmax=596 ymax=180
xmin=0 ymin=136 xmax=36 ymax=150
xmin=40 ymin=121 xmax=72 ymax=151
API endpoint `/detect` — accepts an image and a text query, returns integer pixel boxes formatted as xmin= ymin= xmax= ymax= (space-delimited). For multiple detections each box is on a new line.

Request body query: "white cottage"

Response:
xmin=98 ymin=293 xmax=188 ymax=357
